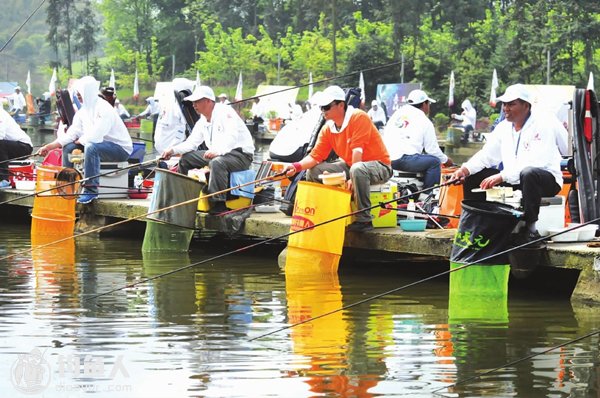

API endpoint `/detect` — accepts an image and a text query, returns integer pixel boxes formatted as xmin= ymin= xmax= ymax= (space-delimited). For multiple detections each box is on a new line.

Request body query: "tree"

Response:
xmin=73 ymin=0 xmax=98 ymax=75
xmin=46 ymin=0 xmax=75 ymax=74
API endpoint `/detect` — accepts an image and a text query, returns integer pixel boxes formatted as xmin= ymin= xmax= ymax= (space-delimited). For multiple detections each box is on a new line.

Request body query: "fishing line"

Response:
xmin=430 ymin=329 xmax=600 ymax=395
xmin=0 ymin=0 xmax=47 ymax=53
xmin=0 ymin=157 xmax=161 ymax=206
xmin=0 ymin=172 xmax=287 ymax=263
xmin=84 ymin=180 xmax=454 ymax=303
xmin=230 ymin=59 xmax=405 ymax=105
xmin=248 ymin=216 xmax=600 ymax=342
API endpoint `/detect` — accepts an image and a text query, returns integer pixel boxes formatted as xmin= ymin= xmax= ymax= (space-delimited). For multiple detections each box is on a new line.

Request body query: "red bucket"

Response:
xmin=9 ymin=161 xmax=35 ymax=188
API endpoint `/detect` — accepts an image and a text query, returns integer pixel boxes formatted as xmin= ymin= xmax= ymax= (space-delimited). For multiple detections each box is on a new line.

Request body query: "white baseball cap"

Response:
xmin=312 ymin=85 xmax=346 ymax=106
xmin=184 ymin=86 xmax=216 ymax=102
xmin=407 ymin=89 xmax=436 ymax=105
xmin=371 ymin=100 xmax=379 ymax=106
xmin=496 ymin=83 xmax=531 ymax=104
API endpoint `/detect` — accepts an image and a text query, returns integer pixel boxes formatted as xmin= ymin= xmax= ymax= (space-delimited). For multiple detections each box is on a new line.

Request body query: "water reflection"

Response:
xmin=0 ymin=222 xmax=600 ymax=396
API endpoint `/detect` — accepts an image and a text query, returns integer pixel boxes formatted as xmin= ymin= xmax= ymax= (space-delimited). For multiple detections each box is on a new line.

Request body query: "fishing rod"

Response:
xmin=83 ymin=180 xmax=455 ymax=303
xmin=0 ymin=148 xmax=43 ymax=165
xmin=0 ymin=157 xmax=161 ymax=206
xmin=248 ymin=216 xmax=600 ymax=342
xmin=0 ymin=0 xmax=46 ymax=53
xmin=0 ymin=172 xmax=288 ymax=263
xmin=431 ymin=329 xmax=600 ymax=395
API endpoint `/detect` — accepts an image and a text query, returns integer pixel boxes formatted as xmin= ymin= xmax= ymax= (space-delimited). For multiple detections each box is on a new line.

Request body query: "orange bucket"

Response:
xmin=31 ymin=165 xmax=77 ymax=236
xmin=438 ymin=167 xmax=463 ymax=228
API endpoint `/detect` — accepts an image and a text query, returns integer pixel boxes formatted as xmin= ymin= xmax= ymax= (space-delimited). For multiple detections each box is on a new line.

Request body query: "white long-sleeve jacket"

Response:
xmin=383 ymin=104 xmax=448 ymax=163
xmin=172 ymin=103 xmax=254 ymax=156
xmin=463 ymin=111 xmax=563 ymax=187
xmin=55 ymin=76 xmax=132 ymax=154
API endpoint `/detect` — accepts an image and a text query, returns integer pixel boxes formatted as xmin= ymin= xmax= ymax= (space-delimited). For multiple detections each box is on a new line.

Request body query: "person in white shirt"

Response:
xmin=154 ymin=78 xmax=194 ymax=154
xmin=38 ymin=76 xmax=133 ymax=204
xmin=0 ymin=107 xmax=32 ymax=188
xmin=367 ymin=100 xmax=387 ymax=129
xmin=217 ymin=93 xmax=230 ymax=105
xmin=9 ymin=86 xmax=26 ymax=116
xmin=452 ymin=99 xmax=477 ymax=143
xmin=115 ymin=99 xmax=130 ymax=120
xmin=137 ymin=96 xmax=160 ymax=137
xmin=383 ymin=89 xmax=453 ymax=189
xmin=451 ymin=84 xmax=564 ymax=243
xmin=161 ymin=86 xmax=255 ymax=214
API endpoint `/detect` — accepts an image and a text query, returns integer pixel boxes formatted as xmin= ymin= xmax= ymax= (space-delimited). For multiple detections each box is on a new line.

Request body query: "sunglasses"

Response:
xmin=320 ymin=101 xmax=338 ymax=112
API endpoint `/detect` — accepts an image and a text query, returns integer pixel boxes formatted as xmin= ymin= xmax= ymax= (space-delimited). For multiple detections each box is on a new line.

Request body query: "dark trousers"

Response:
xmin=178 ymin=149 xmax=253 ymax=203
xmin=0 ymin=140 xmax=33 ymax=181
xmin=463 ymin=167 xmax=561 ymax=223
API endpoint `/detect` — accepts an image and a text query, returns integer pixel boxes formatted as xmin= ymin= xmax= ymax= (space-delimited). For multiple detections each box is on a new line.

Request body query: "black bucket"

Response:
xmin=450 ymin=200 xmax=523 ymax=265
xmin=449 ymin=200 xmax=523 ymax=322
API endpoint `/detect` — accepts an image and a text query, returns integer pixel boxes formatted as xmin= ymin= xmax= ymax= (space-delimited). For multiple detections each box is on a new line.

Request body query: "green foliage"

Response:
xmin=433 ymin=113 xmax=450 ymax=130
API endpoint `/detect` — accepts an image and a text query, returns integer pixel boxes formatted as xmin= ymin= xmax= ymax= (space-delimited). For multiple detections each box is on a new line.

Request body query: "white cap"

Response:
xmin=311 ymin=85 xmax=346 ymax=106
xmin=407 ymin=89 xmax=436 ymax=105
xmin=15 ymin=86 xmax=20 ymax=91
xmin=218 ymin=92 xmax=228 ymax=98
xmin=496 ymin=83 xmax=531 ymax=104
xmin=184 ymin=86 xmax=216 ymax=102
xmin=371 ymin=100 xmax=378 ymax=106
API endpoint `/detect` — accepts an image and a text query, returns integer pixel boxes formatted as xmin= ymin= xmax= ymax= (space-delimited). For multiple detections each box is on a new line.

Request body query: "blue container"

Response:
xmin=14 ymin=114 xmax=26 ymax=124
xmin=129 ymin=142 xmax=146 ymax=163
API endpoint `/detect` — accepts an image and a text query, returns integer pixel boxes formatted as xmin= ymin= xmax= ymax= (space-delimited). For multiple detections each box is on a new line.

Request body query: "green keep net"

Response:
xmin=142 ymin=220 xmax=194 ymax=253
xmin=448 ymin=261 xmax=509 ymax=323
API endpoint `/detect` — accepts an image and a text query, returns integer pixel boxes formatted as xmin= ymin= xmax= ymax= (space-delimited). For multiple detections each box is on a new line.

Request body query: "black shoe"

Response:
xmin=346 ymin=221 xmax=374 ymax=232
xmin=208 ymin=201 xmax=230 ymax=215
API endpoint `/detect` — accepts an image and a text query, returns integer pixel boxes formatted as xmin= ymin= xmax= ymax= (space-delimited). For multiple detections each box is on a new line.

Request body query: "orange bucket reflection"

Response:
xmin=31 ymin=234 xmax=77 ymax=303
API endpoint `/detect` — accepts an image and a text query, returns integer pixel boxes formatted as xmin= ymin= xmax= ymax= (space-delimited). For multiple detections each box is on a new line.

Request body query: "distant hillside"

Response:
xmin=1 ymin=0 xmax=53 ymax=94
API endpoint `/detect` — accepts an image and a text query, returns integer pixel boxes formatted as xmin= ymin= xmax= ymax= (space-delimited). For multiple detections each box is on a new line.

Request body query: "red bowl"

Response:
xmin=128 ymin=189 xmax=149 ymax=199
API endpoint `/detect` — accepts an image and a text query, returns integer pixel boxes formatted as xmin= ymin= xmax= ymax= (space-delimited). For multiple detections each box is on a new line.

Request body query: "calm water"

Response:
xmin=0 ymin=221 xmax=600 ymax=398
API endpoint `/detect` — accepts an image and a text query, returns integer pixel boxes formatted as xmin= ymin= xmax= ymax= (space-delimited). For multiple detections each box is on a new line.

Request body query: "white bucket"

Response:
xmin=537 ymin=196 xmax=565 ymax=236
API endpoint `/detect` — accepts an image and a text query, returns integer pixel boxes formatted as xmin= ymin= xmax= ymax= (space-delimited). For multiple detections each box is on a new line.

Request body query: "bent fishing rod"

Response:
xmin=83 ymin=180 xmax=456 ymax=303
xmin=0 ymin=157 xmax=161 ymax=206
xmin=248 ymin=216 xmax=600 ymax=342
xmin=430 ymin=328 xmax=600 ymax=395
xmin=0 ymin=172 xmax=288 ymax=263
